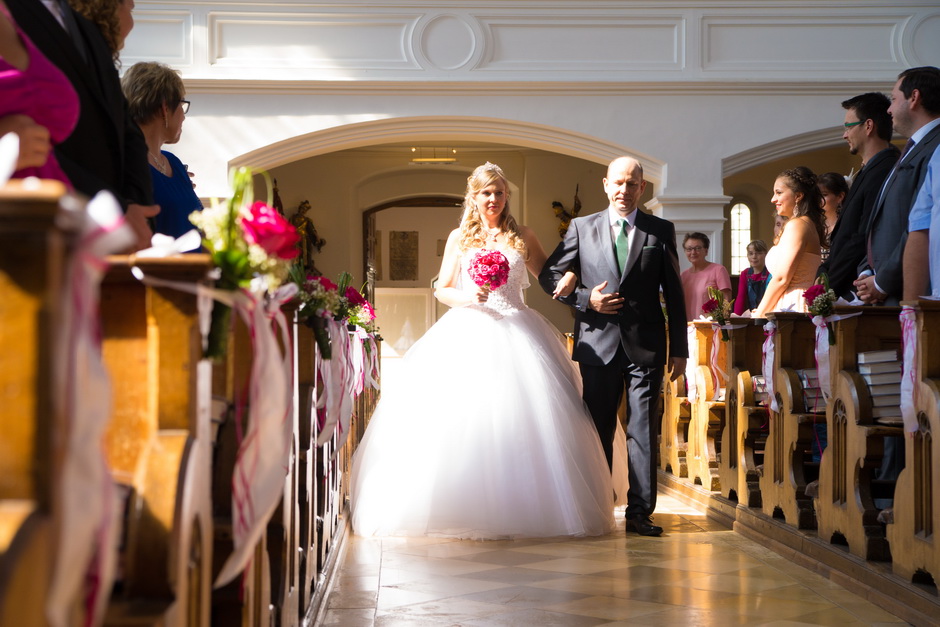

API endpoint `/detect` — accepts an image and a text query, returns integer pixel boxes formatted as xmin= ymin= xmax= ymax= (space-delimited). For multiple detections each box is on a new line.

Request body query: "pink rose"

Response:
xmin=803 ymin=284 xmax=825 ymax=305
xmin=241 ymin=201 xmax=300 ymax=260
xmin=313 ymin=276 xmax=337 ymax=290
xmin=345 ymin=286 xmax=367 ymax=307
xmin=702 ymin=298 xmax=719 ymax=314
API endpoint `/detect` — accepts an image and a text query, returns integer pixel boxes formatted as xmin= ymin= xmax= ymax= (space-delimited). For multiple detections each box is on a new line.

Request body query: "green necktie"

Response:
xmin=616 ymin=218 xmax=629 ymax=273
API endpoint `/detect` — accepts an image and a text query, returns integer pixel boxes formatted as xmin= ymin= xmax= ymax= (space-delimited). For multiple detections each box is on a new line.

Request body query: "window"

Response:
xmin=729 ymin=203 xmax=751 ymax=275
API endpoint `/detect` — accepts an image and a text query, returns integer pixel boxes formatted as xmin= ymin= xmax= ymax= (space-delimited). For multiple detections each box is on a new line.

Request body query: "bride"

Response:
xmin=350 ymin=162 xmax=619 ymax=539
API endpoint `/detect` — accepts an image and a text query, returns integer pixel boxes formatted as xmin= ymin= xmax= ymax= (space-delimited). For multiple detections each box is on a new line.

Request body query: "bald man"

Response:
xmin=540 ymin=157 xmax=687 ymax=536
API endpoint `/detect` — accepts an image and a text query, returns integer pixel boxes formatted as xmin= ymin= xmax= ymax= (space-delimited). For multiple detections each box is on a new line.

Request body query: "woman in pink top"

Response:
xmin=680 ymin=232 xmax=732 ymax=321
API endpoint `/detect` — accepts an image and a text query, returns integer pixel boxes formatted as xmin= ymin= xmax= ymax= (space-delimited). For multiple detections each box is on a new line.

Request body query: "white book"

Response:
xmin=858 ymin=361 xmax=902 ymax=375
xmin=861 ymin=372 xmax=903 ymax=386
xmin=872 ymin=395 xmax=902 ymax=408
xmin=857 ymin=349 xmax=898 ymax=364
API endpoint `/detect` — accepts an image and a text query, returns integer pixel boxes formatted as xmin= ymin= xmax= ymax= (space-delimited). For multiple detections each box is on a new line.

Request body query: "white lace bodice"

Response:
xmin=460 ymin=247 xmax=530 ymax=315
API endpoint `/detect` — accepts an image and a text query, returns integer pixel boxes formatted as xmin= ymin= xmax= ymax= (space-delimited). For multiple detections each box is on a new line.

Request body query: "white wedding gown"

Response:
xmin=350 ymin=248 xmax=620 ymax=539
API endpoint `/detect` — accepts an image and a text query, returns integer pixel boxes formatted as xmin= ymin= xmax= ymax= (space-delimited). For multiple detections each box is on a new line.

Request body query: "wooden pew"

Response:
xmin=718 ymin=318 xmax=767 ymax=508
xmin=294 ymin=318 xmax=320 ymax=620
xmin=816 ymin=307 xmax=902 ymax=562
xmin=100 ymin=255 xmax=215 ymax=625
xmin=888 ymin=300 xmax=940 ymax=586
xmin=686 ymin=320 xmax=726 ymax=491
xmin=661 ymin=368 xmax=691 ymax=478
xmin=0 ymin=181 xmax=69 ymax=626
xmin=759 ymin=311 xmax=824 ymax=529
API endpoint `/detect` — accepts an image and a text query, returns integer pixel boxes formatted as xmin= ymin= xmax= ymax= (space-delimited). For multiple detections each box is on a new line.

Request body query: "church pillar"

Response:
xmin=646 ymin=195 xmax=731 ymax=268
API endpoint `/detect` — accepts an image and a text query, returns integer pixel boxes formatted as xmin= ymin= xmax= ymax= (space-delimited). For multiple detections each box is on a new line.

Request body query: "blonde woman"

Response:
xmin=351 ymin=162 xmax=618 ymax=540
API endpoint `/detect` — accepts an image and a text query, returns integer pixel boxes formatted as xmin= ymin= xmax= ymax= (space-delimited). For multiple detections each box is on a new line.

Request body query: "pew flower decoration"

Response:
xmin=189 ymin=167 xmax=300 ymax=359
xmin=804 ymin=274 xmax=837 ymax=345
xmin=468 ymin=249 xmax=510 ymax=291
xmin=701 ymin=285 xmax=732 ymax=341
xmin=337 ymin=272 xmax=378 ymax=332
xmin=291 ymin=267 xmax=342 ymax=358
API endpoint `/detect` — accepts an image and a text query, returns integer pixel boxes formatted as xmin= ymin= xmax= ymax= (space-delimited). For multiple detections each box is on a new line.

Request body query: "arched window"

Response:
xmin=729 ymin=203 xmax=751 ymax=275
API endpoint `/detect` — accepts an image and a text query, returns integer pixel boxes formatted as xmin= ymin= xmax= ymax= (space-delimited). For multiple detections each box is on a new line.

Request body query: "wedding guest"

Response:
xmin=0 ymin=0 xmax=77 ymax=185
xmin=905 ymin=143 xmax=940 ymax=299
xmin=541 ymin=156 xmax=688 ymax=537
xmin=754 ymin=167 xmax=825 ymax=317
xmin=856 ymin=66 xmax=940 ymax=305
xmin=818 ymin=92 xmax=898 ymax=300
xmin=817 ymin=171 xmax=848 ymax=257
xmin=680 ymin=232 xmax=732 ymax=321
xmin=7 ymin=0 xmax=158 ymax=250
xmin=67 ymin=0 xmax=134 ymax=62
xmin=772 ymin=212 xmax=789 ymax=245
xmin=122 ymin=61 xmax=202 ymax=243
xmin=733 ymin=239 xmax=770 ymax=315
xmin=351 ymin=162 xmax=617 ymax=539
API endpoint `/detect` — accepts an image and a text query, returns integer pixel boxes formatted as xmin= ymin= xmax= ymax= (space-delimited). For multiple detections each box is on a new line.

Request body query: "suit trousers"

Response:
xmin=580 ymin=344 xmax=664 ymax=517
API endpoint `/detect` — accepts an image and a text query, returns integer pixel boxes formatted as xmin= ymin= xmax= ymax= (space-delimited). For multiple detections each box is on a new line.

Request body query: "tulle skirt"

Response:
xmin=350 ymin=304 xmax=618 ymax=539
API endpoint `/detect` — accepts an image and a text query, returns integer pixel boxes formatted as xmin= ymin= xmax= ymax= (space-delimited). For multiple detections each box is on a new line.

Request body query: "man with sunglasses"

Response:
xmin=817 ymin=92 xmax=898 ymax=300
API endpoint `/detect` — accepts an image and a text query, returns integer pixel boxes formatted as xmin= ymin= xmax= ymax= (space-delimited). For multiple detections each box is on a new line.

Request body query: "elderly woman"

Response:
xmin=121 ymin=61 xmax=201 ymax=242
xmin=680 ymin=231 xmax=732 ymax=321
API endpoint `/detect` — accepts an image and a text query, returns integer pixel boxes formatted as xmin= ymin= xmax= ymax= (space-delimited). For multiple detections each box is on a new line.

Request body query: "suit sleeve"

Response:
xmin=660 ymin=221 xmax=688 ymax=358
xmin=538 ymin=219 xmax=589 ymax=311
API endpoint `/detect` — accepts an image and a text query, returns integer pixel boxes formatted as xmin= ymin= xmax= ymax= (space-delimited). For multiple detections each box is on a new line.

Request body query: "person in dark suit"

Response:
xmin=6 ymin=0 xmax=157 ymax=249
xmin=539 ymin=156 xmax=688 ymax=537
xmin=855 ymin=66 xmax=940 ymax=305
xmin=817 ymin=92 xmax=899 ymax=300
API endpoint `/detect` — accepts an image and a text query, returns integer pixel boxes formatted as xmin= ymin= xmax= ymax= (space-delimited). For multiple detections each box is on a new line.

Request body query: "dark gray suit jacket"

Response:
xmin=818 ymin=145 xmax=899 ymax=299
xmin=539 ymin=208 xmax=688 ymax=368
xmin=861 ymin=123 xmax=940 ymax=301
xmin=7 ymin=0 xmax=152 ymax=208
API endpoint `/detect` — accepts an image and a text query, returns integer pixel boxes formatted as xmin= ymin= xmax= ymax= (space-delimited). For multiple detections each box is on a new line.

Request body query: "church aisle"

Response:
xmin=321 ymin=494 xmax=908 ymax=626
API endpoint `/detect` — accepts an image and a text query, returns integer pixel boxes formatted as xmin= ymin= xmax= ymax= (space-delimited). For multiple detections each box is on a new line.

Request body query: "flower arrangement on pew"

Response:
xmin=702 ymin=285 xmax=732 ymax=341
xmin=337 ymin=271 xmax=378 ymax=333
xmin=189 ymin=167 xmax=300 ymax=359
xmin=804 ymin=274 xmax=837 ymax=345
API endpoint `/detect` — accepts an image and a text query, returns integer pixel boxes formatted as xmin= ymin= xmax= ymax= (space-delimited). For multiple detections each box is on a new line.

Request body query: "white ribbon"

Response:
xmin=316 ymin=318 xmax=352 ymax=448
xmin=709 ymin=325 xmax=727 ymax=401
xmin=900 ymin=306 xmax=919 ymax=434
xmin=0 ymin=132 xmax=18 ymax=185
xmin=135 ymin=228 xmax=203 ymax=257
xmin=47 ymin=191 xmax=136 ymax=627
xmin=811 ymin=311 xmax=863 ymax=402
xmin=685 ymin=324 xmax=698 ymax=402
xmin=215 ymin=283 xmax=297 ymax=587
xmin=762 ymin=321 xmax=779 ymax=412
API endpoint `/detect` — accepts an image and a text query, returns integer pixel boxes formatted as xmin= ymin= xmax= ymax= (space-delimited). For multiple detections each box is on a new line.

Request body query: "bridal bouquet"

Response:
xmin=701 ymin=285 xmax=732 ymax=341
xmin=468 ymin=249 xmax=510 ymax=290
xmin=189 ymin=167 xmax=300 ymax=359
xmin=804 ymin=274 xmax=837 ymax=345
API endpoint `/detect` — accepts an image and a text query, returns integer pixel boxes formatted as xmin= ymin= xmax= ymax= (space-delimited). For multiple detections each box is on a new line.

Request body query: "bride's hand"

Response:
xmin=469 ymin=285 xmax=490 ymax=304
xmin=553 ymin=271 xmax=578 ymax=299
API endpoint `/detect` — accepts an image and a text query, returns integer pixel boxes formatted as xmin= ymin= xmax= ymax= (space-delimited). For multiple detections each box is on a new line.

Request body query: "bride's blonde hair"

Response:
xmin=457 ymin=162 xmax=527 ymax=256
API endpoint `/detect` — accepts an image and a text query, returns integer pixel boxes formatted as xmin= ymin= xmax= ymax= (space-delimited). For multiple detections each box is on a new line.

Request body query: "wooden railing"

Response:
xmin=660 ymin=309 xmax=940 ymax=625
xmin=0 ymin=185 xmax=376 ymax=626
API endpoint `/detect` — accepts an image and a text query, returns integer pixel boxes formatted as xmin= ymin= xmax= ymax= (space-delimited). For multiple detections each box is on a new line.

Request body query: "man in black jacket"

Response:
xmin=7 ymin=0 xmax=158 ymax=249
xmin=818 ymin=92 xmax=898 ymax=300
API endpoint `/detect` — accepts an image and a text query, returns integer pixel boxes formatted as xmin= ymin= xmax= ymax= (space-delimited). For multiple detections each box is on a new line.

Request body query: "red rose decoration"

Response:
xmin=241 ymin=201 xmax=300 ymax=260
xmin=803 ymin=283 xmax=825 ymax=306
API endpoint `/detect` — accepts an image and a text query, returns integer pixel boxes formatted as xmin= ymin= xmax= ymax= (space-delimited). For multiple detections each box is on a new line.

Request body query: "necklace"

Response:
xmin=484 ymin=226 xmax=501 ymax=243
xmin=149 ymin=151 xmax=168 ymax=175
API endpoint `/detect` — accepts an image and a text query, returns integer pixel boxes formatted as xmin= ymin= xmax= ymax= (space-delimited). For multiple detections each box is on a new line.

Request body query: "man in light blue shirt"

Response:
xmin=904 ymin=147 xmax=940 ymax=299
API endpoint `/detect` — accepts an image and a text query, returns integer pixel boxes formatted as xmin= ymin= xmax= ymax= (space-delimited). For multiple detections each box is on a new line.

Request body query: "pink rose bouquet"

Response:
xmin=701 ymin=285 xmax=732 ymax=341
xmin=242 ymin=201 xmax=300 ymax=260
xmin=468 ymin=249 xmax=510 ymax=291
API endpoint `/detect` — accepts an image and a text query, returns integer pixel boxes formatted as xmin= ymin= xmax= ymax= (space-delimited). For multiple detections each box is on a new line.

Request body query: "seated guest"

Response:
xmin=0 ymin=0 xmax=77 ymax=185
xmin=755 ymin=167 xmax=825 ymax=317
xmin=122 ymin=61 xmax=202 ymax=243
xmin=733 ymin=239 xmax=770 ymax=315
xmin=680 ymin=232 xmax=732 ymax=321
xmin=817 ymin=171 xmax=848 ymax=261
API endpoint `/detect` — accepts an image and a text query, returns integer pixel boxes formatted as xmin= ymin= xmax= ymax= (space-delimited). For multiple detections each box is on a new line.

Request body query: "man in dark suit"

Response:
xmin=539 ymin=156 xmax=688 ymax=536
xmin=855 ymin=66 xmax=940 ymax=305
xmin=7 ymin=0 xmax=158 ymax=249
xmin=818 ymin=92 xmax=898 ymax=300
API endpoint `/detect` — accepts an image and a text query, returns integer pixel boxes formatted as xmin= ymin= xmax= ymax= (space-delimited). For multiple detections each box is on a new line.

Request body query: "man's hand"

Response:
xmin=125 ymin=203 xmax=160 ymax=251
xmin=668 ymin=357 xmax=686 ymax=382
xmin=0 ymin=115 xmax=52 ymax=170
xmin=588 ymin=280 xmax=624 ymax=314
xmin=853 ymin=274 xmax=885 ymax=304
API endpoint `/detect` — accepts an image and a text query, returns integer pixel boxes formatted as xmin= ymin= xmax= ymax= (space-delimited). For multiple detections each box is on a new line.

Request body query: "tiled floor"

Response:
xmin=322 ymin=494 xmax=908 ymax=626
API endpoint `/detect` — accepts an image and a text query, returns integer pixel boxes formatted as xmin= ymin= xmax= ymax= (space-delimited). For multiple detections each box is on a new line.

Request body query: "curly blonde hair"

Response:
xmin=457 ymin=163 xmax=527 ymax=257
xmin=68 ymin=0 xmax=123 ymax=62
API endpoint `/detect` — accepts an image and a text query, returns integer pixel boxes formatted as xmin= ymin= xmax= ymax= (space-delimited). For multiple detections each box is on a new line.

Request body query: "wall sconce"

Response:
xmin=410 ymin=147 xmax=458 ymax=164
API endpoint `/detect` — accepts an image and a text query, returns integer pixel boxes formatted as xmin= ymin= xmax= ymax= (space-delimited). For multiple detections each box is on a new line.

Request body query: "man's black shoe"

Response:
xmin=625 ymin=514 xmax=663 ymax=536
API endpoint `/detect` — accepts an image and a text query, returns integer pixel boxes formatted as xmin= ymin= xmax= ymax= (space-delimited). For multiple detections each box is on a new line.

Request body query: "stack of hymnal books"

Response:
xmin=752 ymin=374 xmax=768 ymax=405
xmin=797 ymin=368 xmax=825 ymax=413
xmin=857 ymin=350 xmax=902 ymax=419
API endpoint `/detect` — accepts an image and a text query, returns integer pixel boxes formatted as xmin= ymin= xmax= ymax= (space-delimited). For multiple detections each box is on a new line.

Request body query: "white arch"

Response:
xmin=230 ymin=116 xmax=666 ymax=185
xmin=722 ymin=127 xmax=846 ymax=178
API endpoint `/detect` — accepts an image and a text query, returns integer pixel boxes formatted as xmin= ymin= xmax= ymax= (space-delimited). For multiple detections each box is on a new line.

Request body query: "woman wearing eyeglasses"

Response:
xmin=122 ymin=61 xmax=202 ymax=244
xmin=680 ymin=232 xmax=732 ymax=321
